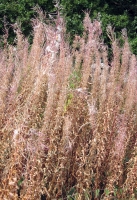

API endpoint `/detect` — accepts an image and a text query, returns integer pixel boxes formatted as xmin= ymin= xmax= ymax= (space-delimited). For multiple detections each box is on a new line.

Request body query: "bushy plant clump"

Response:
xmin=0 ymin=12 xmax=137 ymax=200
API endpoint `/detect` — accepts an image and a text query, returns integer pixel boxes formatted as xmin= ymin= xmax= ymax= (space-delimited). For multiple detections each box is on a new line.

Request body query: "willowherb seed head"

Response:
xmin=13 ymin=129 xmax=20 ymax=146
xmin=75 ymin=88 xmax=88 ymax=99
xmin=25 ymin=128 xmax=49 ymax=155
xmin=114 ymin=116 xmax=127 ymax=158
xmin=87 ymin=101 xmax=97 ymax=115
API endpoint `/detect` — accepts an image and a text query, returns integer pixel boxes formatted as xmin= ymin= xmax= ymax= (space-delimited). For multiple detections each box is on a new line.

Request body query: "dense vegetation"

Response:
xmin=0 ymin=12 xmax=137 ymax=199
xmin=0 ymin=0 xmax=137 ymax=53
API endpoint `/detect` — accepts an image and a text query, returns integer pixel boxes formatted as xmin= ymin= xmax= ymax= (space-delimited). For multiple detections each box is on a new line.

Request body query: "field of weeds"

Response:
xmin=0 ymin=12 xmax=137 ymax=199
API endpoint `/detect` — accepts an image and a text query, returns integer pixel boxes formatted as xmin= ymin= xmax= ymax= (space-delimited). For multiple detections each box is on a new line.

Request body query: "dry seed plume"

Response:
xmin=0 ymin=11 xmax=137 ymax=200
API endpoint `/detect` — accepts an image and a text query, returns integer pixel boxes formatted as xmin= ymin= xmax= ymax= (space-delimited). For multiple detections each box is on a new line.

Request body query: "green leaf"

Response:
xmin=17 ymin=177 xmax=24 ymax=187
xmin=67 ymin=186 xmax=76 ymax=196
xmin=95 ymin=189 xmax=100 ymax=198
xmin=104 ymin=188 xmax=110 ymax=196
xmin=114 ymin=188 xmax=118 ymax=197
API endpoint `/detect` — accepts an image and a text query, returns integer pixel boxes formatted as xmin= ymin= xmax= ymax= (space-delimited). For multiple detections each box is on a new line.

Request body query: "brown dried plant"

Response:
xmin=0 ymin=11 xmax=137 ymax=200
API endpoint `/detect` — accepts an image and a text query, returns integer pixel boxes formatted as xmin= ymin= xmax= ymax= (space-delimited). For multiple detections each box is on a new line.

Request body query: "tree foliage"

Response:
xmin=0 ymin=0 xmax=55 ymax=43
xmin=61 ymin=0 xmax=137 ymax=53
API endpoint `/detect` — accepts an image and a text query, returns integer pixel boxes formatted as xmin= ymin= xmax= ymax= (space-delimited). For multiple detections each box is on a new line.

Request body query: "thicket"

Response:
xmin=0 ymin=11 xmax=137 ymax=200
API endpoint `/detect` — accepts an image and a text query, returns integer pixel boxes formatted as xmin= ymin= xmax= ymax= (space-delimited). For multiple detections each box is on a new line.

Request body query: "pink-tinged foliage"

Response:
xmin=0 ymin=11 xmax=137 ymax=200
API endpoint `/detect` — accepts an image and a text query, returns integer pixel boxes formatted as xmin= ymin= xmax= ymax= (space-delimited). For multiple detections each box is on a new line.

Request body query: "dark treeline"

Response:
xmin=0 ymin=0 xmax=137 ymax=54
